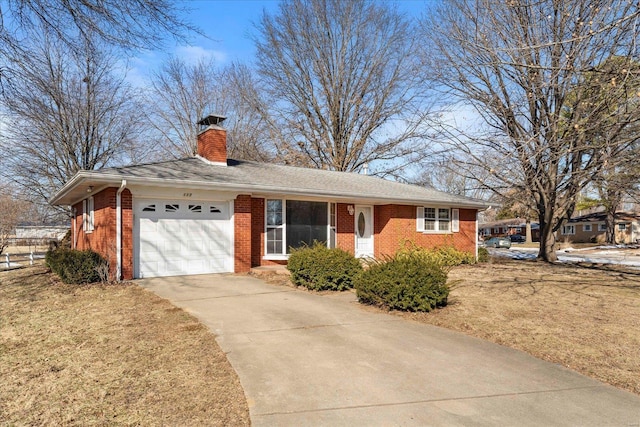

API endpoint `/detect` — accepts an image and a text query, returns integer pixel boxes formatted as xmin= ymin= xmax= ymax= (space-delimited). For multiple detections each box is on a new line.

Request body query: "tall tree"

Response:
xmin=0 ymin=0 xmax=195 ymax=59
xmin=253 ymin=0 xmax=431 ymax=174
xmin=422 ymin=0 xmax=640 ymax=261
xmin=147 ymin=58 xmax=272 ymax=161
xmin=0 ymin=32 xmax=147 ymax=211
xmin=0 ymin=187 xmax=30 ymax=255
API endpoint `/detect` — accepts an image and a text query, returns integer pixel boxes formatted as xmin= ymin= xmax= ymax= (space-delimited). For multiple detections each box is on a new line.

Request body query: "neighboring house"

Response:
xmin=559 ymin=212 xmax=640 ymax=244
xmin=49 ymin=115 xmax=490 ymax=280
xmin=15 ymin=225 xmax=68 ymax=241
xmin=479 ymin=218 xmax=540 ymax=241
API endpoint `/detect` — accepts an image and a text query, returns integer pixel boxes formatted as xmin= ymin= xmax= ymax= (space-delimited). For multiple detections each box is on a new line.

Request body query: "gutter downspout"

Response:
xmin=116 ymin=180 xmax=127 ymax=281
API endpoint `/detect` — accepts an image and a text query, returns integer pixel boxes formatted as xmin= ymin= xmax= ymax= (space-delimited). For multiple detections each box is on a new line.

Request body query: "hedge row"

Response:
xmin=45 ymin=248 xmax=107 ymax=284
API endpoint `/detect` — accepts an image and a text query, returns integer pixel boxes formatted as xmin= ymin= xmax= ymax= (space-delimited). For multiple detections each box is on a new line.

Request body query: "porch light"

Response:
xmin=347 ymin=205 xmax=355 ymax=216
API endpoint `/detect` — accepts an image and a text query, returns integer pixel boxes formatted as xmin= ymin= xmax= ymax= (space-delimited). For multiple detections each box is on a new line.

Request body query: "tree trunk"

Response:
xmin=537 ymin=214 xmax=558 ymax=262
xmin=525 ymin=219 xmax=533 ymax=244
xmin=605 ymin=210 xmax=616 ymax=245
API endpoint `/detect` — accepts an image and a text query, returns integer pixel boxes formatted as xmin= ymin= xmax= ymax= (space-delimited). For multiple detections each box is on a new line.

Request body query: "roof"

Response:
xmin=479 ymin=218 xmax=539 ymax=229
xmin=568 ymin=211 xmax=640 ymax=223
xmin=50 ymin=157 xmax=491 ymax=209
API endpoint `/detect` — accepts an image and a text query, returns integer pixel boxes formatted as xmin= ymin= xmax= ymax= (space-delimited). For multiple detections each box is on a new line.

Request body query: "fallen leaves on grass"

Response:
xmin=0 ymin=265 xmax=250 ymax=426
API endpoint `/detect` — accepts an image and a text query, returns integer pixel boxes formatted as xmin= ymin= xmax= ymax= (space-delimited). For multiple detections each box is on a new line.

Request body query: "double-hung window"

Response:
xmin=83 ymin=197 xmax=94 ymax=233
xmin=266 ymin=199 xmax=284 ymax=255
xmin=583 ymin=224 xmax=592 ymax=232
xmin=562 ymin=225 xmax=575 ymax=235
xmin=417 ymin=207 xmax=459 ymax=233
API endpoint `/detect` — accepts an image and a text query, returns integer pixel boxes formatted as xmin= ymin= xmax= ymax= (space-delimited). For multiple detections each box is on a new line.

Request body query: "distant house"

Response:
xmin=559 ymin=212 xmax=640 ymax=244
xmin=49 ymin=115 xmax=490 ymax=280
xmin=15 ymin=225 xmax=68 ymax=241
xmin=479 ymin=218 xmax=540 ymax=241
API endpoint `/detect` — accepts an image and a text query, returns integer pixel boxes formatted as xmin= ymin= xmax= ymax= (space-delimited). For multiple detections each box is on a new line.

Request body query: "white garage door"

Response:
xmin=134 ymin=199 xmax=233 ymax=278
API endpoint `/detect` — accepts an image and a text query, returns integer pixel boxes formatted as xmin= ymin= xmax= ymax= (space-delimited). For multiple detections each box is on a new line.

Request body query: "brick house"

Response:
xmin=50 ymin=115 xmax=490 ymax=280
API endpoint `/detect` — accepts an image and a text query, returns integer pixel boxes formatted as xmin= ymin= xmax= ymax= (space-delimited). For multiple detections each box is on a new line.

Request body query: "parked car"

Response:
xmin=484 ymin=237 xmax=512 ymax=249
xmin=509 ymin=234 xmax=526 ymax=243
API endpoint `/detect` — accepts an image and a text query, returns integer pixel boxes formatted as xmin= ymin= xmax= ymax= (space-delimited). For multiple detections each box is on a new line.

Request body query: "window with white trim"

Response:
xmin=83 ymin=197 xmax=94 ymax=233
xmin=583 ymin=224 xmax=592 ymax=232
xmin=266 ymin=199 xmax=332 ymax=255
xmin=598 ymin=223 xmax=607 ymax=232
xmin=417 ymin=207 xmax=458 ymax=233
xmin=618 ymin=223 xmax=627 ymax=231
xmin=562 ymin=225 xmax=575 ymax=235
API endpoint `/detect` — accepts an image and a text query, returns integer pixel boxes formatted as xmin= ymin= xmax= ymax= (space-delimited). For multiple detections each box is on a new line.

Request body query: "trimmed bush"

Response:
xmin=46 ymin=248 xmax=107 ymax=284
xmin=397 ymin=245 xmax=475 ymax=270
xmin=355 ymin=251 xmax=449 ymax=312
xmin=287 ymin=242 xmax=363 ymax=291
xmin=477 ymin=247 xmax=489 ymax=263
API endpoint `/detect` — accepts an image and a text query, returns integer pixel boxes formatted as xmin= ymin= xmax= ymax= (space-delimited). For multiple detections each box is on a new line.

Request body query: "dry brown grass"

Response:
xmin=0 ymin=264 xmax=250 ymax=426
xmin=398 ymin=258 xmax=640 ymax=395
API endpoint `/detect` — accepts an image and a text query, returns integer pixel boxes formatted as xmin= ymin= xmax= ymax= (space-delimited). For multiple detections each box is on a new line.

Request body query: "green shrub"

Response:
xmin=354 ymin=251 xmax=449 ymax=312
xmin=287 ymin=242 xmax=363 ymax=291
xmin=477 ymin=247 xmax=489 ymax=263
xmin=46 ymin=248 xmax=107 ymax=284
xmin=397 ymin=244 xmax=475 ymax=270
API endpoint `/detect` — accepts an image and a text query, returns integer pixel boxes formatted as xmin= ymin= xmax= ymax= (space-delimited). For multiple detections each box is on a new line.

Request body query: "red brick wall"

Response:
xmin=234 ymin=195 xmax=252 ymax=272
xmin=336 ymin=203 xmax=355 ymax=254
xmin=251 ymin=198 xmax=264 ymax=267
xmin=374 ymin=205 xmax=477 ymax=257
xmin=70 ymin=188 xmax=134 ymax=280
xmin=121 ymin=190 xmax=133 ymax=280
xmin=197 ymin=127 xmax=227 ymax=163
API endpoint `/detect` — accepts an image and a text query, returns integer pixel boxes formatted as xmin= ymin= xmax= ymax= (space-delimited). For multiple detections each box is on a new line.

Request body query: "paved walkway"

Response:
xmin=138 ymin=274 xmax=640 ymax=426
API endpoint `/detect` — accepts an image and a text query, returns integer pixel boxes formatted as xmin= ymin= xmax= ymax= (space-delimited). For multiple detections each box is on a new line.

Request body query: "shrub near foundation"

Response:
xmin=355 ymin=251 xmax=449 ymax=312
xmin=287 ymin=242 xmax=363 ymax=291
xmin=45 ymin=248 xmax=107 ymax=284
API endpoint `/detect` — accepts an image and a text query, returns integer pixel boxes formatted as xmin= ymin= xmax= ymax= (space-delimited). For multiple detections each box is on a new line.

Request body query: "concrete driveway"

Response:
xmin=138 ymin=274 xmax=640 ymax=426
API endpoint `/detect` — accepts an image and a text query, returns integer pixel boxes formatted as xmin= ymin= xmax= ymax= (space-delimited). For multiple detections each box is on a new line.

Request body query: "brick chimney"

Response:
xmin=197 ymin=114 xmax=227 ymax=164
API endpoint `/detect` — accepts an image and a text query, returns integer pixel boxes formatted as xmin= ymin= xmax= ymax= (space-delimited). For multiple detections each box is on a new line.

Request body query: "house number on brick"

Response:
xmin=183 ymin=193 xmax=192 ymax=197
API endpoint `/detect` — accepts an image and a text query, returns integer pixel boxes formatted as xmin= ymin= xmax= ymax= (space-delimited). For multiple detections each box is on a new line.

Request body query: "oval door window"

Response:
xmin=357 ymin=211 xmax=366 ymax=237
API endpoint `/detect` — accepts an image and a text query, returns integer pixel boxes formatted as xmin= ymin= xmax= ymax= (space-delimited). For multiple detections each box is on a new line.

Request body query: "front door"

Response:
xmin=355 ymin=206 xmax=374 ymax=258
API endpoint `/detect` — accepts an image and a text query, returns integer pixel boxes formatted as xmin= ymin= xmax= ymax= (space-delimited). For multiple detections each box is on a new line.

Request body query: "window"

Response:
xmin=417 ymin=207 xmax=458 ymax=233
xmin=142 ymin=204 xmax=156 ymax=212
xmin=562 ymin=225 xmax=575 ymax=235
xmin=618 ymin=223 xmax=627 ymax=231
xmin=210 ymin=206 xmax=221 ymax=213
xmin=329 ymin=203 xmax=336 ymax=249
xmin=188 ymin=204 xmax=202 ymax=213
xmin=265 ymin=199 xmax=331 ymax=255
xmin=598 ymin=223 xmax=607 ymax=232
xmin=266 ymin=200 xmax=284 ymax=255
xmin=583 ymin=224 xmax=592 ymax=232
xmin=165 ymin=204 xmax=179 ymax=213
xmin=83 ymin=197 xmax=94 ymax=233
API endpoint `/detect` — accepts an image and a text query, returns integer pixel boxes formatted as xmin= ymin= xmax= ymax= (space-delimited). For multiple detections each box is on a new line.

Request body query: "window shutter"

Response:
xmin=82 ymin=200 xmax=87 ymax=232
xmin=416 ymin=207 xmax=425 ymax=232
xmin=452 ymin=209 xmax=460 ymax=232
xmin=88 ymin=197 xmax=94 ymax=231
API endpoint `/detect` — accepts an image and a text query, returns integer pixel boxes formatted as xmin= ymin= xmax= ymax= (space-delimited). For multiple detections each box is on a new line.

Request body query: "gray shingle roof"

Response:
xmin=50 ymin=157 xmax=490 ymax=208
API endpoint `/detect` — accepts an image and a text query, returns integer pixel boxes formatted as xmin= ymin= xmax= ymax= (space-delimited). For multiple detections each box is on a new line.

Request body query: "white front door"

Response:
xmin=355 ymin=206 xmax=374 ymax=258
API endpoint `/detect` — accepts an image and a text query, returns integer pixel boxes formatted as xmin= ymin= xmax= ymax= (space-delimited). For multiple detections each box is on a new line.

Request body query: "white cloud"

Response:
xmin=174 ymin=45 xmax=228 ymax=65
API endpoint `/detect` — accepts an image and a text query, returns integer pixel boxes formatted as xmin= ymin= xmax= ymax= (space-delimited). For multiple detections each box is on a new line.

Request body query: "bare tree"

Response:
xmin=147 ymin=58 xmax=272 ymax=161
xmin=0 ymin=0 xmax=195 ymax=59
xmin=147 ymin=57 xmax=221 ymax=158
xmin=0 ymin=31 xmax=147 ymax=211
xmin=0 ymin=188 xmax=30 ymax=255
xmin=421 ymin=0 xmax=640 ymax=261
xmin=252 ymin=0 xmax=431 ymax=174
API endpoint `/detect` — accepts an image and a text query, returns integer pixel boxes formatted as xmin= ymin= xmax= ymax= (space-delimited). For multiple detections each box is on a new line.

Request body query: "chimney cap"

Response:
xmin=198 ymin=114 xmax=227 ymax=127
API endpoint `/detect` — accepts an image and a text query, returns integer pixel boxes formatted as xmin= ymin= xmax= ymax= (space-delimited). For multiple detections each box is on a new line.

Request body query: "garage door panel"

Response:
xmin=135 ymin=199 xmax=233 ymax=278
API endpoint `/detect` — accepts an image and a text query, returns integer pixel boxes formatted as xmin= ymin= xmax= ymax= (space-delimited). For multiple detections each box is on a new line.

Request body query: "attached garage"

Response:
xmin=134 ymin=199 xmax=233 ymax=278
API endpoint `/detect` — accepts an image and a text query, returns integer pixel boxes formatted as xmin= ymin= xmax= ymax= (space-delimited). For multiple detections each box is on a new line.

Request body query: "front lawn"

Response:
xmin=0 ymin=265 xmax=250 ymax=425
xmin=401 ymin=259 xmax=640 ymax=395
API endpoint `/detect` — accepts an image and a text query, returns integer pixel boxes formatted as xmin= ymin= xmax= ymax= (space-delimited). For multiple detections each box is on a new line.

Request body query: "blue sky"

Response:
xmin=129 ymin=0 xmax=430 ymax=84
